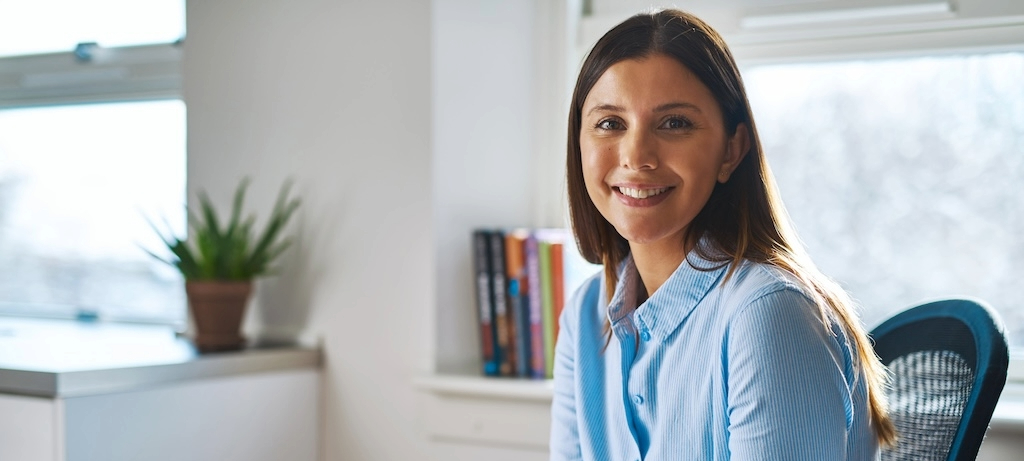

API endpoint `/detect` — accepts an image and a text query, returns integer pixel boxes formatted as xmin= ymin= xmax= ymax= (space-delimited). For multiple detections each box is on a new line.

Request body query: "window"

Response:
xmin=0 ymin=0 xmax=183 ymax=58
xmin=0 ymin=0 xmax=185 ymax=324
xmin=745 ymin=52 xmax=1024 ymax=349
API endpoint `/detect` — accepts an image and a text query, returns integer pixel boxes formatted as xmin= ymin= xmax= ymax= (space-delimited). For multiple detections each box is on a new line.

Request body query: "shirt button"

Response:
xmin=633 ymin=394 xmax=644 ymax=405
xmin=640 ymin=329 xmax=651 ymax=342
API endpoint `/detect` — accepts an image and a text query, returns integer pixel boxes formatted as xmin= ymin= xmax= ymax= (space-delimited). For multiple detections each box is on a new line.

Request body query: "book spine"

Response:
xmin=525 ymin=234 xmax=546 ymax=379
xmin=472 ymin=230 xmax=498 ymax=376
xmin=488 ymin=230 xmax=511 ymax=376
xmin=551 ymin=241 xmax=565 ymax=352
xmin=505 ymin=231 xmax=532 ymax=378
xmin=508 ymin=279 xmax=530 ymax=377
xmin=539 ymin=240 xmax=555 ymax=379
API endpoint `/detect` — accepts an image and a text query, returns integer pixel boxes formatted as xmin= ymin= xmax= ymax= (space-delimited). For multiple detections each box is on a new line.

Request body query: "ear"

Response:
xmin=718 ymin=123 xmax=750 ymax=183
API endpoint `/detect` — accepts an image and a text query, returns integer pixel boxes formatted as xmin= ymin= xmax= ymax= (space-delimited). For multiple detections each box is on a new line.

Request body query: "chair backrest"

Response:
xmin=871 ymin=298 xmax=1009 ymax=461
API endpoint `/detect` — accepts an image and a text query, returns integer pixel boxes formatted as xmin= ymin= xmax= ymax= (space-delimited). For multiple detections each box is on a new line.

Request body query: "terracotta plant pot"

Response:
xmin=185 ymin=281 xmax=253 ymax=352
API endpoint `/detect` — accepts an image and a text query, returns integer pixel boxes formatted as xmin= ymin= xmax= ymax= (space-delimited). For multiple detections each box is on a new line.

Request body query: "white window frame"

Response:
xmin=0 ymin=42 xmax=181 ymax=109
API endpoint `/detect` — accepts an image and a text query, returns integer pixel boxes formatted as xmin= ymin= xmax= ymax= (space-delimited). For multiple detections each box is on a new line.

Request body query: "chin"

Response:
xmin=613 ymin=223 xmax=681 ymax=246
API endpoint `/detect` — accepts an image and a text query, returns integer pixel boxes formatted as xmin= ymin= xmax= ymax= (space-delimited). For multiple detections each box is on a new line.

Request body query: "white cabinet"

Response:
xmin=0 ymin=393 xmax=61 ymax=461
xmin=62 ymin=370 xmax=318 ymax=461
xmin=0 ymin=318 xmax=320 ymax=461
xmin=1 ymin=370 xmax=318 ymax=461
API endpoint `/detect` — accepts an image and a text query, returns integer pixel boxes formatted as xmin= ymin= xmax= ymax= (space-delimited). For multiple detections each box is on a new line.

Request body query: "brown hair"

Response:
xmin=565 ymin=9 xmax=896 ymax=446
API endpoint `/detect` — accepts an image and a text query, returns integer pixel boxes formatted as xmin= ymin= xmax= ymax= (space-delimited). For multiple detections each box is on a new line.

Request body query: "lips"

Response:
xmin=612 ymin=185 xmax=673 ymax=207
xmin=616 ymin=186 xmax=670 ymax=199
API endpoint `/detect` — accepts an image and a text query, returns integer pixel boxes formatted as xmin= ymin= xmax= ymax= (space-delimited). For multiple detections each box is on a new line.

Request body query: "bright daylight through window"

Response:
xmin=745 ymin=52 xmax=1024 ymax=350
xmin=0 ymin=0 xmax=186 ymax=323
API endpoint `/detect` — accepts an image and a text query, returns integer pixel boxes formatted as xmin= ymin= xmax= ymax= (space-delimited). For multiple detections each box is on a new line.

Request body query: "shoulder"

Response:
xmin=718 ymin=261 xmax=851 ymax=374
xmin=717 ymin=261 xmax=818 ymax=320
xmin=713 ymin=261 xmax=846 ymax=358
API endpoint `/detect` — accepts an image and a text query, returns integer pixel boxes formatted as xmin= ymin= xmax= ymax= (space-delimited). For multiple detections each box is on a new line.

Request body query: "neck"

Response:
xmin=629 ymin=234 xmax=694 ymax=298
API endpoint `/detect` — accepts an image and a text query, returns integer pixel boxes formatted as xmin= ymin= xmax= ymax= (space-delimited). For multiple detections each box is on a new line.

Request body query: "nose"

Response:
xmin=620 ymin=128 xmax=657 ymax=170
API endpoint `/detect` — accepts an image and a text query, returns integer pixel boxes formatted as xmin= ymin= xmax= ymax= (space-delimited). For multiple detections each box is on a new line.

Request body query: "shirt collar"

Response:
xmin=606 ymin=239 xmax=729 ymax=341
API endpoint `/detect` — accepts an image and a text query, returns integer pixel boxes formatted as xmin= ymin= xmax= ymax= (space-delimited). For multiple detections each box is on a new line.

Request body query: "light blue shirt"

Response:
xmin=550 ymin=249 xmax=879 ymax=461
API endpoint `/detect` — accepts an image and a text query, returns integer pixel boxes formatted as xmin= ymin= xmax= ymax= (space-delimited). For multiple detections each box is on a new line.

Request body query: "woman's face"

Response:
xmin=580 ymin=53 xmax=747 ymax=253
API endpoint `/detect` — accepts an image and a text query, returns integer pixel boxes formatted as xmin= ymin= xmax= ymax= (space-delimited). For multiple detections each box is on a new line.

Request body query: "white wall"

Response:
xmin=431 ymin=0 xmax=539 ymax=375
xmin=184 ymin=1 xmax=434 ymax=460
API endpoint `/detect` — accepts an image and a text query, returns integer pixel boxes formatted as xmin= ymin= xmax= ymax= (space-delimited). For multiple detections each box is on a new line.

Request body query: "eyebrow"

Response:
xmin=654 ymin=102 xmax=701 ymax=113
xmin=586 ymin=104 xmax=624 ymax=116
xmin=585 ymin=102 xmax=702 ymax=116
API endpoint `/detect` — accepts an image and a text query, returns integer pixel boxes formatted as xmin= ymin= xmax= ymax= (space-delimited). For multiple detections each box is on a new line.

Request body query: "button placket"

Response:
xmin=634 ymin=313 xmax=653 ymax=343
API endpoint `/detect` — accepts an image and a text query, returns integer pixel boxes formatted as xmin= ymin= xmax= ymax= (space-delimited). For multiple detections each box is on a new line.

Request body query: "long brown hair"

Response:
xmin=565 ymin=9 xmax=896 ymax=446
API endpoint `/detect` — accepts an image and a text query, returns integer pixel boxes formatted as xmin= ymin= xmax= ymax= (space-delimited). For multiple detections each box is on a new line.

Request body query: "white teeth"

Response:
xmin=618 ymin=187 xmax=668 ymax=199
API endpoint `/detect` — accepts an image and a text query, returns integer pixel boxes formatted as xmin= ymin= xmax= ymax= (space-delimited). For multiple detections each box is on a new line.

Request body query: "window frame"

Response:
xmin=0 ymin=42 xmax=181 ymax=110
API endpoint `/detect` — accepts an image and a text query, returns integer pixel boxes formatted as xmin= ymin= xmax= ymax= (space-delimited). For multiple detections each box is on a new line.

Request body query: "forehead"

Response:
xmin=583 ymin=54 xmax=718 ymax=112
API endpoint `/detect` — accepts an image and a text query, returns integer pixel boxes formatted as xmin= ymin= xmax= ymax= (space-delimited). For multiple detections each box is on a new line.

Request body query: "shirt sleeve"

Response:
xmin=725 ymin=287 xmax=853 ymax=461
xmin=549 ymin=285 xmax=585 ymax=461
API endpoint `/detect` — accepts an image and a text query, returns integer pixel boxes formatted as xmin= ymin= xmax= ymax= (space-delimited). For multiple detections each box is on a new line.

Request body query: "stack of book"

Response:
xmin=472 ymin=228 xmax=599 ymax=379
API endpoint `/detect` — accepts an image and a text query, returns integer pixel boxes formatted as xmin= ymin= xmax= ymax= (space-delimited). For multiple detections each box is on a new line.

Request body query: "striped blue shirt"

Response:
xmin=550 ymin=250 xmax=879 ymax=460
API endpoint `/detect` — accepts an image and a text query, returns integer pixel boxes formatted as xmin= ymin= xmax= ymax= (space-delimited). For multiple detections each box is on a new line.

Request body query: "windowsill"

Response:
xmin=0 ymin=316 xmax=320 ymax=398
xmin=414 ymin=372 xmax=553 ymax=402
xmin=416 ymin=372 xmax=1024 ymax=432
xmin=991 ymin=383 xmax=1024 ymax=431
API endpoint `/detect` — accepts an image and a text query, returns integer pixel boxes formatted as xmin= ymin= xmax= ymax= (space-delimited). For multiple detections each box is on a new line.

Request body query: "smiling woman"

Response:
xmin=552 ymin=9 xmax=895 ymax=461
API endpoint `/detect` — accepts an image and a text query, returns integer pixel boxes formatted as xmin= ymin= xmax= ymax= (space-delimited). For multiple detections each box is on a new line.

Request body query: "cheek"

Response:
xmin=579 ymin=140 xmax=614 ymax=219
xmin=579 ymin=139 xmax=602 ymax=188
xmin=684 ymin=153 xmax=728 ymax=207
xmin=580 ymin=137 xmax=613 ymax=175
xmin=685 ymin=141 xmax=730 ymax=182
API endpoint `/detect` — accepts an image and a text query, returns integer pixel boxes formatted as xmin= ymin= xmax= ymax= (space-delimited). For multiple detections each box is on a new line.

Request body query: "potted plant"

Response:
xmin=147 ymin=178 xmax=301 ymax=352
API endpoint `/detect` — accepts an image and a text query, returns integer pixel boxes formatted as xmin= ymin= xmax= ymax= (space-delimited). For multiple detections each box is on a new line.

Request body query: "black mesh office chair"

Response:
xmin=871 ymin=298 xmax=1009 ymax=461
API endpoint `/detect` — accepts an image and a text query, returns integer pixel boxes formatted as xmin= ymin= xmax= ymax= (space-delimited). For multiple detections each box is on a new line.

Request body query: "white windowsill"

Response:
xmin=0 ymin=316 xmax=321 ymax=398
xmin=414 ymin=373 xmax=553 ymax=402
xmin=416 ymin=372 xmax=1024 ymax=432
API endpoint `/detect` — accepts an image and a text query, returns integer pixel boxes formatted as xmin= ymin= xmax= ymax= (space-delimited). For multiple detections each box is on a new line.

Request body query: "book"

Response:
xmin=536 ymin=232 xmax=558 ymax=379
xmin=472 ymin=227 xmax=600 ymax=380
xmin=524 ymin=233 xmax=546 ymax=379
xmin=505 ymin=230 xmax=532 ymax=378
xmin=472 ymin=230 xmax=498 ymax=376
xmin=487 ymin=230 xmax=512 ymax=376
xmin=551 ymin=239 xmax=565 ymax=352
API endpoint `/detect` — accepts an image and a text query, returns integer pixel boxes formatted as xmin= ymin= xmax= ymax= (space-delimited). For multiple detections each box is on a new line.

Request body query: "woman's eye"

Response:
xmin=661 ymin=117 xmax=691 ymax=130
xmin=597 ymin=119 xmax=624 ymax=130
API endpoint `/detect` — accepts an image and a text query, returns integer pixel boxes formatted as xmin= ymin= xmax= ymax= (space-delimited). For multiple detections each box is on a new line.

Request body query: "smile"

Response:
xmin=615 ymin=186 xmax=670 ymax=199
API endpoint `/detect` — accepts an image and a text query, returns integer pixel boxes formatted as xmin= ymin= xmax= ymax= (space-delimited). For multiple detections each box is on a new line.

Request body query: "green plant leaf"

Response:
xmin=143 ymin=177 xmax=300 ymax=281
xmin=225 ymin=177 xmax=250 ymax=242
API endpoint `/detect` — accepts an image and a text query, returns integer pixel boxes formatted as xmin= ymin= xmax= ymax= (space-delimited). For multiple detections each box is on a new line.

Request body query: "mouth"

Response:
xmin=613 ymin=186 xmax=671 ymax=199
